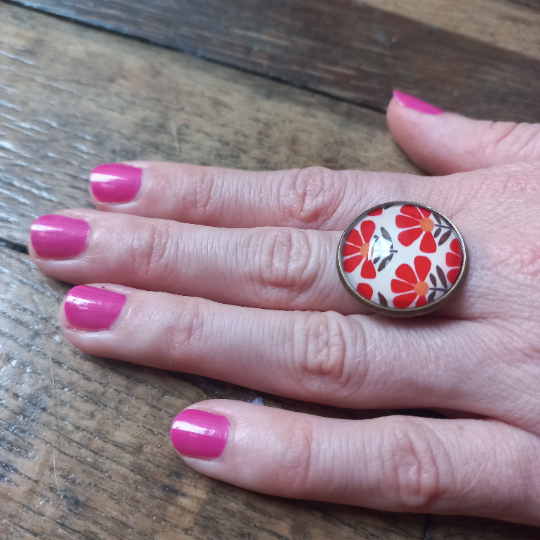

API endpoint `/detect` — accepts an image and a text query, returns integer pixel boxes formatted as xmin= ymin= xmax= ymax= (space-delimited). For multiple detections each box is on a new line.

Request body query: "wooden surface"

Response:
xmin=1 ymin=0 xmax=539 ymax=538
xmin=360 ymin=0 xmax=540 ymax=59
xmin=6 ymin=0 xmax=540 ymax=122
xmin=0 ymin=1 xmax=417 ymax=247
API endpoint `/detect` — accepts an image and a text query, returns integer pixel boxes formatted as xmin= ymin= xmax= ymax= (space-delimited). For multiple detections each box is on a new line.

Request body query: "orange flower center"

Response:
xmin=414 ymin=281 xmax=429 ymax=296
xmin=419 ymin=217 xmax=434 ymax=232
xmin=360 ymin=243 xmax=370 ymax=259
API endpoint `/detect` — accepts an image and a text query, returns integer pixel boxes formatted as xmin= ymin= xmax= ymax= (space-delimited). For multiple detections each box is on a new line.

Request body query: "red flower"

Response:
xmin=369 ymin=208 xmax=383 ymax=216
xmin=342 ymin=221 xmax=376 ymax=278
xmin=357 ymin=283 xmax=373 ymax=300
xmin=391 ymin=256 xmax=431 ymax=308
xmin=396 ymin=205 xmax=436 ymax=253
xmin=446 ymin=239 xmax=462 ymax=284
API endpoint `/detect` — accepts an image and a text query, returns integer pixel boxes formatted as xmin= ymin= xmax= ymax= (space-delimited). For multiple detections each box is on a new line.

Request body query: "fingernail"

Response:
xmin=64 ymin=285 xmax=126 ymax=331
xmin=393 ymin=90 xmax=444 ymax=115
xmin=31 ymin=215 xmax=89 ymax=259
xmin=90 ymin=163 xmax=142 ymax=203
xmin=170 ymin=409 xmax=230 ymax=458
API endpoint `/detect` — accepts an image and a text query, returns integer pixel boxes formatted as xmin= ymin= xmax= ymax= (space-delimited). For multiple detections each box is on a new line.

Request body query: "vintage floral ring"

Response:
xmin=337 ymin=202 xmax=467 ymax=316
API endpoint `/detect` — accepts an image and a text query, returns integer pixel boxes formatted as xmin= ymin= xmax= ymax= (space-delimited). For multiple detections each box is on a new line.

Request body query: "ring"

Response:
xmin=337 ymin=202 xmax=467 ymax=317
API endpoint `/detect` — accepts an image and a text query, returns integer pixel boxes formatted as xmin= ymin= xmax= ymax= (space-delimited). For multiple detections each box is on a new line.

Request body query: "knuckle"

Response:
xmin=489 ymin=163 xmax=539 ymax=197
xmin=380 ymin=417 xmax=452 ymax=511
xmin=291 ymin=312 xmax=364 ymax=400
xmin=270 ymin=417 xmax=315 ymax=495
xmin=175 ymin=165 xmax=217 ymax=221
xmin=506 ymin=237 xmax=540 ymax=284
xmin=279 ymin=166 xmax=345 ymax=227
xmin=132 ymin=220 xmax=177 ymax=281
xmin=459 ymin=163 xmax=540 ymax=203
xmin=253 ymin=228 xmax=319 ymax=305
xmin=483 ymin=122 xmax=540 ymax=162
xmin=468 ymin=167 xmax=540 ymax=285
xmin=160 ymin=298 xmax=205 ymax=359
xmin=298 ymin=312 xmax=347 ymax=379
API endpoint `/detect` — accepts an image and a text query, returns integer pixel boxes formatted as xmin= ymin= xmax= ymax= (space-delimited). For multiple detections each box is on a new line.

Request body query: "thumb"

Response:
xmin=387 ymin=90 xmax=540 ymax=175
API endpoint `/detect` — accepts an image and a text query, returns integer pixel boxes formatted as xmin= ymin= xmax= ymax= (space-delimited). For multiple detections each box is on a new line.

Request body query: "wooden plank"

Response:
xmin=5 ymin=0 xmax=540 ymax=122
xmin=424 ymin=515 xmax=540 ymax=540
xmin=505 ymin=0 xmax=539 ymax=10
xmin=361 ymin=0 xmax=540 ymax=60
xmin=0 ymin=247 xmax=426 ymax=539
xmin=0 ymin=1 xmax=418 ymax=247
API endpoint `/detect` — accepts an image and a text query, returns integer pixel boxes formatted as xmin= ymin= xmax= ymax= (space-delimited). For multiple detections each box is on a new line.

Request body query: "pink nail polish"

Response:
xmin=31 ymin=215 xmax=89 ymax=259
xmin=393 ymin=90 xmax=444 ymax=115
xmin=90 ymin=163 xmax=142 ymax=203
xmin=64 ymin=285 xmax=126 ymax=331
xmin=170 ymin=410 xmax=230 ymax=458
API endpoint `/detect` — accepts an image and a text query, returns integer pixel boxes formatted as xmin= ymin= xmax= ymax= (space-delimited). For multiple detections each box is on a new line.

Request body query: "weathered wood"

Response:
xmin=0 ymin=247 xmax=426 ymax=539
xmin=361 ymin=0 xmax=540 ymax=60
xmin=6 ymin=0 xmax=540 ymax=122
xmin=0 ymin=2 xmax=418 ymax=247
xmin=425 ymin=515 xmax=540 ymax=539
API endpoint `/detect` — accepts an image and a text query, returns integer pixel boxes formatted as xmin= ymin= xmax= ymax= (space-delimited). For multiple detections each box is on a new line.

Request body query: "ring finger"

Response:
xmin=29 ymin=208 xmax=374 ymax=314
xmin=30 ymin=208 xmax=473 ymax=316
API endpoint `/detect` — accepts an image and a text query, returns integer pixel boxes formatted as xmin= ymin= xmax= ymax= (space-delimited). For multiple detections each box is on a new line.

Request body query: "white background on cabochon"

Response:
xmin=342 ymin=205 xmax=461 ymax=307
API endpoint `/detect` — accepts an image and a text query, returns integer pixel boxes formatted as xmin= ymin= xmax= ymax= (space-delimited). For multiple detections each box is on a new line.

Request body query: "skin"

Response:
xmin=29 ymin=97 xmax=540 ymax=525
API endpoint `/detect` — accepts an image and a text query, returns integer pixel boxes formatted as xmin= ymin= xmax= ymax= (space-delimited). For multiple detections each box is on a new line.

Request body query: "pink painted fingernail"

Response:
xmin=171 ymin=410 xmax=230 ymax=458
xmin=393 ymin=90 xmax=444 ymax=115
xmin=31 ymin=215 xmax=89 ymax=259
xmin=64 ymin=285 xmax=126 ymax=331
xmin=90 ymin=163 xmax=142 ymax=203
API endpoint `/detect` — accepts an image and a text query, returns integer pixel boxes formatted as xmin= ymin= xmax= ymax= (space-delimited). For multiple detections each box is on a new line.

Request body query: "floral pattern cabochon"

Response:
xmin=338 ymin=203 xmax=466 ymax=315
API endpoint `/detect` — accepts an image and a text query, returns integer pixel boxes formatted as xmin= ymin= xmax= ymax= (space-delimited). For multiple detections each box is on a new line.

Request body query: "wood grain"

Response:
xmin=360 ymin=0 xmax=540 ymax=60
xmin=5 ymin=0 xmax=540 ymax=122
xmin=0 ymin=2 xmax=418 ymax=247
xmin=425 ymin=515 xmax=540 ymax=540
xmin=0 ymin=247 xmax=426 ymax=539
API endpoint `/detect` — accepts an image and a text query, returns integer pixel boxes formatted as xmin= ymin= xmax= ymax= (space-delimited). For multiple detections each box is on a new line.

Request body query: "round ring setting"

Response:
xmin=337 ymin=202 xmax=467 ymax=317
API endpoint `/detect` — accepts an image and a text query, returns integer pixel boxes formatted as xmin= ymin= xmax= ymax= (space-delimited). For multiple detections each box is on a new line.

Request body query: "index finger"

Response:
xmin=89 ymin=162 xmax=425 ymax=230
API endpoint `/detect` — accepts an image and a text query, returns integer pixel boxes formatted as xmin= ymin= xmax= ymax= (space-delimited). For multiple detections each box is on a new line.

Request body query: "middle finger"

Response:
xmin=30 ymin=209 xmax=368 ymax=314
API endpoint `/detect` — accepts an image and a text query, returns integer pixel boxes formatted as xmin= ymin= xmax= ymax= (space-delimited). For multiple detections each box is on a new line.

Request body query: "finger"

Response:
xmin=388 ymin=91 xmax=540 ymax=175
xmin=89 ymin=161 xmax=425 ymax=229
xmin=27 ymin=207 xmax=497 ymax=319
xmin=170 ymin=401 xmax=540 ymax=525
xmin=60 ymin=285 xmax=508 ymax=418
xmin=28 ymin=209 xmax=368 ymax=315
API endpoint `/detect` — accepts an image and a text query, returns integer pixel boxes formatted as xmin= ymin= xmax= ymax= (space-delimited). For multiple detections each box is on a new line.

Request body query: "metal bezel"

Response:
xmin=336 ymin=201 xmax=468 ymax=317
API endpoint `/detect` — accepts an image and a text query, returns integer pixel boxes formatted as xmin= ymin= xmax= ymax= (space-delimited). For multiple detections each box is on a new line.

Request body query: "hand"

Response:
xmin=29 ymin=94 xmax=540 ymax=525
